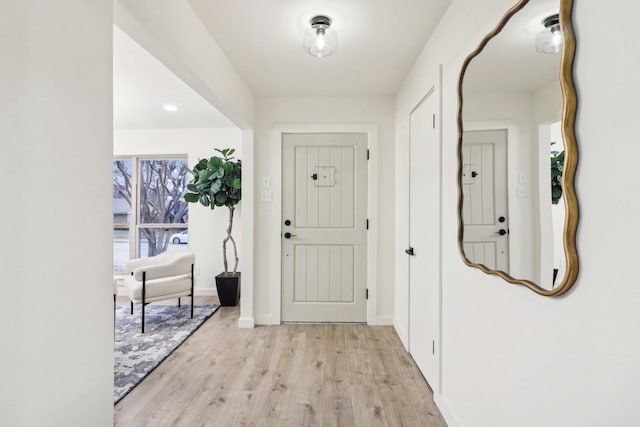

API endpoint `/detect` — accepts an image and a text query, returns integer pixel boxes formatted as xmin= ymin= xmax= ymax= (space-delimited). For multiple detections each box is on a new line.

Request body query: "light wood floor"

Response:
xmin=115 ymin=297 xmax=447 ymax=427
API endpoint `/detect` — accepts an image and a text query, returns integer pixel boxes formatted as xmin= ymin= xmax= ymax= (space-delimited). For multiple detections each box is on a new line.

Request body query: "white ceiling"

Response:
xmin=113 ymin=26 xmax=234 ymax=130
xmin=114 ymin=0 xmax=453 ymax=128
xmin=188 ymin=0 xmax=452 ymax=97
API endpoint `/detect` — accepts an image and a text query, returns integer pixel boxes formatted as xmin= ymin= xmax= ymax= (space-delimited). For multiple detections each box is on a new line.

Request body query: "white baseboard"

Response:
xmin=434 ymin=394 xmax=463 ymax=427
xmin=237 ymin=317 xmax=255 ymax=328
xmin=255 ymin=315 xmax=271 ymax=325
xmin=393 ymin=318 xmax=409 ymax=351
xmin=194 ymin=288 xmax=217 ymax=296
xmin=376 ymin=315 xmax=394 ymax=325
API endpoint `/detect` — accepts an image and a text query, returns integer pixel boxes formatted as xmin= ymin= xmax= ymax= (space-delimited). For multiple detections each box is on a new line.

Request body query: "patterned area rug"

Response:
xmin=114 ymin=303 xmax=219 ymax=404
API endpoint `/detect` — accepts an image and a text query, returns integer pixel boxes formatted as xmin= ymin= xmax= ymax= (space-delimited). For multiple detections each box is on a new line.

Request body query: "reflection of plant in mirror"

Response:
xmin=551 ymin=150 xmax=565 ymax=204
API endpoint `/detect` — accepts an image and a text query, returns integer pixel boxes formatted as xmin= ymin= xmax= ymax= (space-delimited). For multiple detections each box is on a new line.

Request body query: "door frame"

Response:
xmin=271 ymin=123 xmax=379 ymax=325
xmin=463 ymin=120 xmax=517 ymax=274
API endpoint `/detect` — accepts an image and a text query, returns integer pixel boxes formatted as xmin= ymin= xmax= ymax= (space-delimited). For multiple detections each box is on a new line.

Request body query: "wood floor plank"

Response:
xmin=115 ymin=299 xmax=447 ymax=426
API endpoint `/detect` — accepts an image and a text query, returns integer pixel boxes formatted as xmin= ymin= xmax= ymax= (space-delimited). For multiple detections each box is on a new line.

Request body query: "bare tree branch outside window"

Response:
xmin=113 ymin=159 xmax=189 ymax=257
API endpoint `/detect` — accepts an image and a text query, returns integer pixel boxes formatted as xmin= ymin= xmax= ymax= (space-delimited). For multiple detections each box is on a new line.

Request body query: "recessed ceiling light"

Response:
xmin=163 ymin=104 xmax=178 ymax=112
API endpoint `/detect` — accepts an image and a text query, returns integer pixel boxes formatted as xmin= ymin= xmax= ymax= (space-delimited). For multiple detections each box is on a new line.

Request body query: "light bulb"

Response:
xmin=550 ymin=29 xmax=562 ymax=50
xmin=535 ymin=14 xmax=563 ymax=54
xmin=316 ymin=29 xmax=326 ymax=51
xmin=303 ymin=15 xmax=337 ymax=58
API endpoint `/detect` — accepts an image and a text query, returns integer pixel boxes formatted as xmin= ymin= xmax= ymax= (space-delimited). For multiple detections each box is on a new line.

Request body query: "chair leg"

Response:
xmin=141 ymin=271 xmax=146 ymax=333
xmin=178 ymin=297 xmax=181 ymax=307
xmin=130 ymin=301 xmax=133 ymax=315
xmin=190 ymin=263 xmax=194 ymax=319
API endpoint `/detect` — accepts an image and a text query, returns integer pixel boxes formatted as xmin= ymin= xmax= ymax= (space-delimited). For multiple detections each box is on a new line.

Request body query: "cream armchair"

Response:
xmin=123 ymin=251 xmax=195 ymax=333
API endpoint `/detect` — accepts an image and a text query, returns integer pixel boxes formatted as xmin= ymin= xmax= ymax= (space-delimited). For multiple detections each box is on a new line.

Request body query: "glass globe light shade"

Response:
xmin=303 ymin=16 xmax=338 ymax=58
xmin=535 ymin=14 xmax=563 ymax=54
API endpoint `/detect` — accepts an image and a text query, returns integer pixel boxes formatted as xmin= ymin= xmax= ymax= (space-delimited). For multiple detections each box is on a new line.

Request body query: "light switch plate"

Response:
xmin=518 ymin=172 xmax=527 ymax=184
xmin=517 ymin=184 xmax=528 ymax=198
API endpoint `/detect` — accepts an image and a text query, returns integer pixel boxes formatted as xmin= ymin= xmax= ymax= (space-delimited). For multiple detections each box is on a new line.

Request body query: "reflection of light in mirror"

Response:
xmin=536 ymin=14 xmax=563 ymax=54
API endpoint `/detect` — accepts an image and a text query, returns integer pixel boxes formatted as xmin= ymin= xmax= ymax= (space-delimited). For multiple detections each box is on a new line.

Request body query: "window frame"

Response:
xmin=113 ymin=155 xmax=189 ymax=269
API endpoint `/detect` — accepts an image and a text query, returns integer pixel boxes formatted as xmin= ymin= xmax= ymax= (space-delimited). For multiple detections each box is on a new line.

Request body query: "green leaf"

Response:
xmin=186 ymin=183 xmax=198 ymax=192
xmin=232 ymin=178 xmax=241 ymax=189
xmin=215 ymin=193 xmax=228 ymax=204
xmin=199 ymin=194 xmax=210 ymax=206
xmin=210 ymin=181 xmax=222 ymax=194
xmin=184 ymin=192 xmax=199 ymax=203
xmin=209 ymin=157 xmax=223 ymax=170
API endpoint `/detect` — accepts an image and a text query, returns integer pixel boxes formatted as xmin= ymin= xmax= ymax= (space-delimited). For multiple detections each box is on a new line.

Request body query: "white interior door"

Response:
xmin=462 ymin=130 xmax=509 ymax=271
xmin=281 ymin=133 xmax=368 ymax=323
xmin=408 ymin=90 xmax=440 ymax=388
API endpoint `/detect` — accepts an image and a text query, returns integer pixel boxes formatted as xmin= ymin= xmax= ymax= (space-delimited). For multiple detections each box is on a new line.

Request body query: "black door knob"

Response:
xmin=284 ymin=232 xmax=297 ymax=239
xmin=495 ymin=229 xmax=507 ymax=236
xmin=498 ymin=216 xmax=506 ymax=223
xmin=284 ymin=219 xmax=291 ymax=226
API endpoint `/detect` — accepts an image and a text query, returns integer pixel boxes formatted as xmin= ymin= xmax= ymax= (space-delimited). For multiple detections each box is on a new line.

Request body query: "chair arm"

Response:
xmin=125 ymin=256 xmax=156 ymax=274
xmin=131 ymin=253 xmax=195 ymax=281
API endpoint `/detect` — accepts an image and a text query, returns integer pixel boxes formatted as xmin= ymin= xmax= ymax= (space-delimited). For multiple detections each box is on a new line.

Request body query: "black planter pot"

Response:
xmin=215 ymin=272 xmax=240 ymax=306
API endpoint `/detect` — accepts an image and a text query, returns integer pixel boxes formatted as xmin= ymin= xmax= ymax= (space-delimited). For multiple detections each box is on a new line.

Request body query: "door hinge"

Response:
xmin=366 ymin=289 xmax=369 ymax=299
xmin=367 ymin=149 xmax=370 ymax=160
xmin=366 ymin=219 xmax=369 ymax=230
xmin=432 ymin=113 xmax=436 ymax=129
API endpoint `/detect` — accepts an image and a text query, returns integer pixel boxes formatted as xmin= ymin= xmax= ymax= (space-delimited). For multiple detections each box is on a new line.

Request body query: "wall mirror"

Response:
xmin=457 ymin=0 xmax=578 ymax=295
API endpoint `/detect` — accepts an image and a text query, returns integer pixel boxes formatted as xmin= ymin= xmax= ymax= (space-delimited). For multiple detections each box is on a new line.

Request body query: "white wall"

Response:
xmin=0 ymin=2 xmax=114 ymax=425
xmin=254 ymin=96 xmax=396 ymax=325
xmin=114 ymin=128 xmax=242 ymax=294
xmin=396 ymin=0 xmax=640 ymax=426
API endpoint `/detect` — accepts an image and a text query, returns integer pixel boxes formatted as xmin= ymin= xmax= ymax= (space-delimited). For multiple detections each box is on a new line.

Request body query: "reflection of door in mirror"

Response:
xmin=462 ymin=130 xmax=509 ymax=272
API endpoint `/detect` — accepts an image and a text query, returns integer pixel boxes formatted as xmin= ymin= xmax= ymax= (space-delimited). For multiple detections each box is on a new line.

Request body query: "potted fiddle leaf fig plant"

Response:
xmin=185 ymin=148 xmax=241 ymax=306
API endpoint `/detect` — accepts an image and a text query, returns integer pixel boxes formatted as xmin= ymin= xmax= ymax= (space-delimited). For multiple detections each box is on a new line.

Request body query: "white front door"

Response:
xmin=281 ymin=133 xmax=368 ymax=323
xmin=462 ymin=130 xmax=509 ymax=271
xmin=409 ymin=90 xmax=440 ymax=388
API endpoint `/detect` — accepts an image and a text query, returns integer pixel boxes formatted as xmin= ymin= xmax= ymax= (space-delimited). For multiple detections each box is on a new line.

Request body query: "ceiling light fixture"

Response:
xmin=535 ymin=14 xmax=563 ymax=54
xmin=163 ymin=104 xmax=178 ymax=112
xmin=303 ymin=15 xmax=337 ymax=58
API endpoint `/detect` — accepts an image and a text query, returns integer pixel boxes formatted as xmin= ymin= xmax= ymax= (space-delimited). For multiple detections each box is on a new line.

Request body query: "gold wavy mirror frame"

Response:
xmin=456 ymin=0 xmax=578 ymax=296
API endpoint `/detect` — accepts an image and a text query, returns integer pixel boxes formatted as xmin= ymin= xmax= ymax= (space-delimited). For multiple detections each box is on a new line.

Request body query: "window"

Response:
xmin=113 ymin=157 xmax=189 ymax=272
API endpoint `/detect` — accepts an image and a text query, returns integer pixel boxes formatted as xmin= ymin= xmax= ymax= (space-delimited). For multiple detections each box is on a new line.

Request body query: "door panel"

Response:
xmin=282 ymin=133 xmax=367 ymax=323
xmin=409 ymin=91 xmax=440 ymax=388
xmin=462 ymin=130 xmax=509 ymax=272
